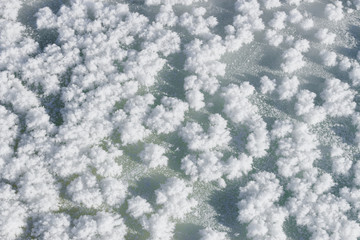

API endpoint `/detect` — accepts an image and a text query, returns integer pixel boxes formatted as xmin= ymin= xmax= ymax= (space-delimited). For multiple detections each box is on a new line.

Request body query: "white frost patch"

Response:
xmin=224 ymin=153 xmax=253 ymax=180
xmin=180 ymin=114 xmax=231 ymax=152
xmin=181 ymin=151 xmax=224 ymax=183
xmin=0 ymin=184 xmax=27 ymax=240
xmin=155 ymin=177 xmax=197 ymax=219
xmin=32 ymin=213 xmax=71 ymax=240
xmin=281 ymin=48 xmax=306 ymax=73
xmin=180 ymin=8 xmax=218 ymax=39
xmin=324 ymin=1 xmax=344 ymax=21
xmin=146 ymin=97 xmax=188 ymax=134
xmin=331 ymin=146 xmax=352 ymax=175
xmin=349 ymin=64 xmax=360 ymax=86
xmin=300 ymin=18 xmax=314 ymax=30
xmin=315 ymin=28 xmax=336 ymax=45
xmin=287 ymin=9 xmax=303 ymax=24
xmin=260 ymin=75 xmax=277 ymax=94
xmin=295 ymin=90 xmax=326 ymax=124
xmin=127 ymin=196 xmax=153 ymax=219
xmin=238 ymin=172 xmax=288 ymax=240
xmin=221 ymin=82 xmax=269 ymax=157
xmin=100 ymin=177 xmax=127 ymax=207
xmin=269 ymin=11 xmax=287 ymax=30
xmin=277 ymin=76 xmax=299 ymax=100
xmin=67 ymin=173 xmax=103 ymax=208
xmin=139 ymin=143 xmax=168 ymax=168
xmin=273 ymin=121 xmax=320 ymax=178
xmin=265 ymin=30 xmax=283 ymax=47
xmin=319 ymin=49 xmax=337 ymax=67
xmin=199 ymin=227 xmax=228 ymax=240
xmin=145 ymin=0 xmax=206 ymax=5
xmin=321 ymin=78 xmax=356 ymax=117
xmin=71 ymin=212 xmax=127 ymax=240
xmin=339 ymin=56 xmax=352 ymax=71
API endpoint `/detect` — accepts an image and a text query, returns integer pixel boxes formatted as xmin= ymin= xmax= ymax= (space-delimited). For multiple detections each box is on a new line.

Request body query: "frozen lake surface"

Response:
xmin=1 ymin=0 xmax=360 ymax=239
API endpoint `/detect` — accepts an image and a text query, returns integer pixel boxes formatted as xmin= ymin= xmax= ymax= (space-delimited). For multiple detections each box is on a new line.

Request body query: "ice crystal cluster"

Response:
xmin=1 ymin=0 xmax=360 ymax=239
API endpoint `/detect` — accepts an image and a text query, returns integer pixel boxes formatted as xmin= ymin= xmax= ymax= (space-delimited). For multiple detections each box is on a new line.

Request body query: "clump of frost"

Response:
xmin=0 ymin=184 xmax=27 ymax=240
xmin=199 ymin=228 xmax=228 ymax=240
xmin=141 ymin=213 xmax=175 ymax=240
xmin=221 ymin=82 xmax=269 ymax=157
xmin=32 ymin=213 xmax=71 ymax=240
xmin=0 ymin=106 xmax=18 ymax=172
xmin=155 ymin=177 xmax=197 ymax=218
xmin=17 ymin=167 xmax=59 ymax=213
xmin=339 ymin=56 xmax=352 ymax=71
xmin=224 ymin=153 xmax=253 ymax=180
xmin=132 ymin=177 xmax=197 ymax=240
xmin=67 ymin=173 xmax=103 ymax=208
xmin=71 ymin=212 xmax=127 ymax=240
xmin=179 ymin=114 xmax=231 ymax=152
xmin=354 ymin=161 xmax=360 ymax=186
xmin=265 ymin=30 xmax=283 ymax=47
xmin=260 ymin=75 xmax=276 ymax=94
xmin=238 ymin=172 xmax=288 ymax=240
xmin=321 ymin=78 xmax=356 ymax=117
xmin=269 ymin=11 xmax=287 ymax=30
xmin=295 ymin=90 xmax=326 ymax=124
xmin=155 ymin=5 xmax=178 ymax=26
xmin=294 ymin=39 xmax=310 ymax=52
xmin=139 ymin=143 xmax=168 ymax=168
xmin=179 ymin=8 xmax=218 ymax=39
xmin=330 ymin=146 xmax=352 ymax=175
xmin=340 ymin=187 xmax=360 ymax=219
xmin=272 ymin=121 xmax=320 ymax=177
xmin=319 ymin=49 xmax=337 ymax=67
xmin=100 ymin=177 xmax=127 ymax=207
xmin=146 ymin=97 xmax=188 ymax=134
xmin=277 ymin=76 xmax=299 ymax=100
xmin=300 ymin=18 xmax=314 ymax=30
xmin=287 ymin=172 xmax=360 ymax=240
xmin=349 ymin=64 xmax=360 ymax=86
xmin=145 ymin=0 xmax=206 ymax=5
xmin=181 ymin=151 xmax=253 ymax=186
xmin=127 ymin=196 xmax=153 ymax=219
xmin=183 ymin=37 xmax=226 ymax=109
xmin=315 ymin=28 xmax=336 ymax=45
xmin=287 ymin=8 xmax=303 ymax=24
xmin=181 ymin=151 xmax=224 ymax=183
xmin=352 ymin=113 xmax=360 ymax=148
xmin=324 ymin=1 xmax=344 ymax=21
xmin=281 ymin=48 xmax=306 ymax=73
xmin=224 ymin=0 xmax=264 ymax=52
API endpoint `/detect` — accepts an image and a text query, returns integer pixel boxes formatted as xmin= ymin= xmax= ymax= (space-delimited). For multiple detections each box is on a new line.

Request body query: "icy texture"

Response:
xmin=1 ymin=0 xmax=360 ymax=239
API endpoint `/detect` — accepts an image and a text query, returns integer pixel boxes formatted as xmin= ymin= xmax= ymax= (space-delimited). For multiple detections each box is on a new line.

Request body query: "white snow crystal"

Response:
xmin=281 ymin=48 xmax=306 ymax=73
xmin=260 ymin=75 xmax=276 ymax=94
xmin=315 ymin=28 xmax=336 ymax=45
xmin=320 ymin=49 xmax=337 ymax=67
xmin=324 ymin=1 xmax=344 ymax=21
xmin=199 ymin=228 xmax=228 ymax=240
xmin=277 ymin=76 xmax=299 ymax=100
xmin=269 ymin=11 xmax=287 ymax=30
xmin=265 ymin=30 xmax=283 ymax=47
xmin=321 ymin=78 xmax=356 ymax=117
xmin=146 ymin=97 xmax=188 ymax=134
xmin=139 ymin=143 xmax=168 ymax=168
xmin=127 ymin=196 xmax=153 ymax=219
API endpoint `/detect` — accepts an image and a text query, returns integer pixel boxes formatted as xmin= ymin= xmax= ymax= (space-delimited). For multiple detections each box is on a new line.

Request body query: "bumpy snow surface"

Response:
xmin=2 ymin=0 xmax=360 ymax=239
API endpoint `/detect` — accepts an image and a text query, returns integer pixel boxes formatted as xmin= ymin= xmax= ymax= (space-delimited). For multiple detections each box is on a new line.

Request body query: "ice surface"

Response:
xmin=2 ymin=0 xmax=360 ymax=239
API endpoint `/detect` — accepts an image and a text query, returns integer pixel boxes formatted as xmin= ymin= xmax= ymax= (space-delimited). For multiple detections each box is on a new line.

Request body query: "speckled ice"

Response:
xmin=2 ymin=0 xmax=360 ymax=239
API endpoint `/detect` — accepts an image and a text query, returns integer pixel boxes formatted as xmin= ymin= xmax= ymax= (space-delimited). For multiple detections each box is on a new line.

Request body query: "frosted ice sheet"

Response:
xmin=2 ymin=0 xmax=360 ymax=239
